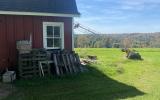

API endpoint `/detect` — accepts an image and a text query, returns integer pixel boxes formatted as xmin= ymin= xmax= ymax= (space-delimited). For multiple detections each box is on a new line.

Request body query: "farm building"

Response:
xmin=0 ymin=0 xmax=80 ymax=71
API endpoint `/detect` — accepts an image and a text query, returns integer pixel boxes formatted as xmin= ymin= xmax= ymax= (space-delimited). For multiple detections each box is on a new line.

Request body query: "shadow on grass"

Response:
xmin=4 ymin=65 xmax=145 ymax=100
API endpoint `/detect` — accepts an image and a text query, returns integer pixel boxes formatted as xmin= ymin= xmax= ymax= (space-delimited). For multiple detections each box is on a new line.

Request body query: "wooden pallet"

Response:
xmin=50 ymin=51 xmax=83 ymax=76
xmin=39 ymin=61 xmax=52 ymax=77
xmin=18 ymin=49 xmax=85 ymax=78
xmin=18 ymin=49 xmax=48 ymax=78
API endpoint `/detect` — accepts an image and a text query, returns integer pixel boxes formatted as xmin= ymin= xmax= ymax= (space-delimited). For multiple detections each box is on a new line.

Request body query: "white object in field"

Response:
xmin=2 ymin=71 xmax=16 ymax=83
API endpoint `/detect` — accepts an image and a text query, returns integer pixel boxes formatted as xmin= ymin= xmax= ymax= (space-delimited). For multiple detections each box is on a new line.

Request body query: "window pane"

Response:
xmin=54 ymin=26 xmax=60 ymax=37
xmin=47 ymin=26 xmax=53 ymax=37
xmin=47 ymin=38 xmax=53 ymax=47
xmin=54 ymin=38 xmax=61 ymax=48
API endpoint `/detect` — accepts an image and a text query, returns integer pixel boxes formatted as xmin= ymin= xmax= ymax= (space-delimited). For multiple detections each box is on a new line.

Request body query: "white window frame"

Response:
xmin=43 ymin=22 xmax=64 ymax=50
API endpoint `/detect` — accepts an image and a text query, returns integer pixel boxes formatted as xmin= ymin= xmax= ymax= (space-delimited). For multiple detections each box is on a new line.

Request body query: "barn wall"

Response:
xmin=0 ymin=15 xmax=73 ymax=69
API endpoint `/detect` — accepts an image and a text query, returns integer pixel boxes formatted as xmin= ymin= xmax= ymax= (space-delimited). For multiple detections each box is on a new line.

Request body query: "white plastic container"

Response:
xmin=2 ymin=71 xmax=16 ymax=83
xmin=16 ymin=40 xmax=32 ymax=54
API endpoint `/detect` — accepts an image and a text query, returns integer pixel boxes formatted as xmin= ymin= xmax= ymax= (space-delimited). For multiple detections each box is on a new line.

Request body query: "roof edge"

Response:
xmin=0 ymin=10 xmax=80 ymax=17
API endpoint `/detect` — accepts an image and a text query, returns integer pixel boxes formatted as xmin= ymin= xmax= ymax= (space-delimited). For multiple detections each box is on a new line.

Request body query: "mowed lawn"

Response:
xmin=3 ymin=48 xmax=160 ymax=100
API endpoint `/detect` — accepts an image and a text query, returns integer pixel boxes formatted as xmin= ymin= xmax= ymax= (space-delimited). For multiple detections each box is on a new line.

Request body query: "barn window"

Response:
xmin=43 ymin=22 xmax=64 ymax=49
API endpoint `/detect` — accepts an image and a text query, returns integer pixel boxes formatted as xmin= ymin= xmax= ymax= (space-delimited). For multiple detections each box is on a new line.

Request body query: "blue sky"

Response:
xmin=75 ymin=0 xmax=160 ymax=33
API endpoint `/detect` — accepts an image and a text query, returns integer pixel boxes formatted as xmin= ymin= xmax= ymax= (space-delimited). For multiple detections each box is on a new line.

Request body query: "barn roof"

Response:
xmin=0 ymin=0 xmax=80 ymax=17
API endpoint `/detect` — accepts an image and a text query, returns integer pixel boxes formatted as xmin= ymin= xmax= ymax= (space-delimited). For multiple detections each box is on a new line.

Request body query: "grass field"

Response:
xmin=3 ymin=48 xmax=160 ymax=100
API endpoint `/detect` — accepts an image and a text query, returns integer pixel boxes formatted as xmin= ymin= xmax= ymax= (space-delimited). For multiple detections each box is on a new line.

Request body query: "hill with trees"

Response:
xmin=74 ymin=33 xmax=160 ymax=48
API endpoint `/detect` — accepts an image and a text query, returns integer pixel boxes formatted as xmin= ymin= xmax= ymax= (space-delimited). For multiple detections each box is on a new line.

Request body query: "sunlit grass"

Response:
xmin=76 ymin=48 xmax=160 ymax=100
xmin=3 ymin=48 xmax=160 ymax=100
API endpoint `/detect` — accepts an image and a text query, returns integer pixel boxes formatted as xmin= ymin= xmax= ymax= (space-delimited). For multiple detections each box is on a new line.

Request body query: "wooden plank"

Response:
xmin=74 ymin=53 xmax=82 ymax=72
xmin=56 ymin=54 xmax=64 ymax=75
xmin=39 ymin=62 xmax=44 ymax=77
xmin=47 ymin=62 xmax=51 ymax=75
xmin=66 ymin=54 xmax=73 ymax=74
xmin=62 ymin=54 xmax=69 ymax=74
xmin=53 ymin=54 xmax=60 ymax=76
xmin=39 ymin=61 xmax=52 ymax=77
xmin=69 ymin=54 xmax=77 ymax=73
xmin=21 ymin=75 xmax=34 ymax=79
xmin=20 ymin=68 xmax=35 ymax=71
xmin=21 ymin=70 xmax=40 ymax=75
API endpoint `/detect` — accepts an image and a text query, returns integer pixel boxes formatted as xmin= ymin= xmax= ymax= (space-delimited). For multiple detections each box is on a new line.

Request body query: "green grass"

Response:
xmin=4 ymin=48 xmax=160 ymax=100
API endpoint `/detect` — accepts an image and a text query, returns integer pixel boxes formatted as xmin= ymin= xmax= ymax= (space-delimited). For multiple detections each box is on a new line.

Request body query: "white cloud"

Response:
xmin=118 ymin=0 xmax=160 ymax=11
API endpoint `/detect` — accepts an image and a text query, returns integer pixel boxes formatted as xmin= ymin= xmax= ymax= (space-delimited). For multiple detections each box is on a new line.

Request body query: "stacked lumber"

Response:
xmin=18 ymin=49 xmax=86 ymax=78
xmin=18 ymin=49 xmax=48 ymax=78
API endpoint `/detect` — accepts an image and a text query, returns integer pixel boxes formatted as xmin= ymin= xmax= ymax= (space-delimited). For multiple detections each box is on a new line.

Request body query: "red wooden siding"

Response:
xmin=0 ymin=15 xmax=73 ymax=70
xmin=0 ymin=16 xmax=8 ymax=69
xmin=6 ymin=16 xmax=17 ymax=69
xmin=33 ymin=17 xmax=43 ymax=48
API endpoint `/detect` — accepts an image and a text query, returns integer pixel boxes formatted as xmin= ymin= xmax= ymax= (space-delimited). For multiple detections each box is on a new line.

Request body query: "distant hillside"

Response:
xmin=74 ymin=33 xmax=160 ymax=48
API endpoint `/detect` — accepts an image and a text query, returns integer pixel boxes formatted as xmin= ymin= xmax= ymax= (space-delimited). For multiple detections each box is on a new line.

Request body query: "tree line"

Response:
xmin=74 ymin=33 xmax=160 ymax=48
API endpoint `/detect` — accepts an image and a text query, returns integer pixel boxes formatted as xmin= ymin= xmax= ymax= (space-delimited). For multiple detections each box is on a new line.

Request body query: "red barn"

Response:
xmin=0 ymin=0 xmax=80 ymax=70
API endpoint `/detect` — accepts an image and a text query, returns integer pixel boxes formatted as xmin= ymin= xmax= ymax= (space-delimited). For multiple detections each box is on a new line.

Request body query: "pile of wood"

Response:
xmin=81 ymin=55 xmax=97 ymax=65
xmin=18 ymin=49 xmax=86 ymax=78
xmin=50 ymin=50 xmax=86 ymax=76
xmin=18 ymin=49 xmax=48 ymax=78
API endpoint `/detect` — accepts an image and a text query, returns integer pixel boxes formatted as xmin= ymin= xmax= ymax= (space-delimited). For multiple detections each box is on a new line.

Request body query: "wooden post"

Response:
xmin=47 ymin=61 xmax=51 ymax=75
xmin=39 ymin=62 xmax=44 ymax=77
xmin=69 ymin=54 xmax=77 ymax=73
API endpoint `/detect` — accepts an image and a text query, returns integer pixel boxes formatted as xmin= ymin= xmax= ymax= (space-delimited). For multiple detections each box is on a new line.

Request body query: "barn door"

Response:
xmin=0 ymin=16 xmax=8 ymax=69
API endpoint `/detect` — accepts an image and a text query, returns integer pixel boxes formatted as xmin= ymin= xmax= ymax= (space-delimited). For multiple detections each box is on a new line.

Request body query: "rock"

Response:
xmin=121 ymin=48 xmax=143 ymax=60
xmin=128 ymin=52 xmax=142 ymax=60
